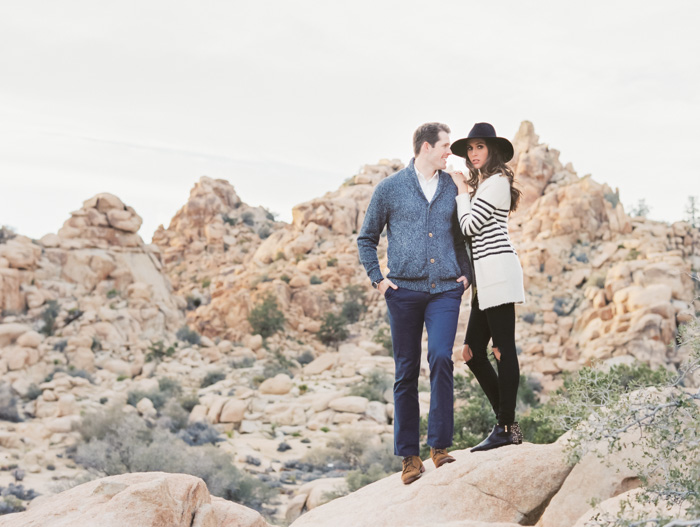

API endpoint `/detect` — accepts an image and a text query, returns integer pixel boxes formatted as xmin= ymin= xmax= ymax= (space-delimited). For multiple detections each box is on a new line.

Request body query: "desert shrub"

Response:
xmin=247 ymin=294 xmax=285 ymax=339
xmin=179 ymin=393 xmax=200 ymax=413
xmin=521 ymin=312 xmax=536 ymax=324
xmin=146 ymin=340 xmax=176 ymax=362
xmin=177 ymin=421 xmax=224 ymax=446
xmin=222 ymin=214 xmax=237 ymax=226
xmin=176 ymin=326 xmax=201 ymax=346
xmin=349 ymin=369 xmax=392 ymax=402
xmin=201 ymin=278 xmax=211 ymax=288
xmin=604 ymin=190 xmax=620 ymax=208
xmin=257 ymin=225 xmax=271 ymax=239
xmin=296 ymin=350 xmax=315 ymax=366
xmin=279 ymin=274 xmax=290 ymax=283
xmin=90 ymin=337 xmax=101 ymax=352
xmin=241 ymin=211 xmax=255 ymax=226
xmin=200 ymin=370 xmax=226 ymax=388
xmin=531 ymin=320 xmax=700 ymax=525
xmin=186 ymin=295 xmax=201 ymax=310
xmin=326 ymin=257 xmax=338 ymax=267
xmin=523 ymin=361 xmax=673 ymax=444
xmin=340 ymin=285 xmax=367 ymax=323
xmin=74 ymin=408 xmax=273 ymax=511
xmin=310 ymin=275 xmax=322 ymax=285
xmin=262 ymin=350 xmax=295 ymax=379
xmin=127 ymin=377 xmax=182 ymax=411
xmin=44 ymin=367 xmax=94 ymax=384
xmin=24 ymin=384 xmax=42 ymax=401
xmin=0 ymin=495 xmax=25 ymax=515
xmin=158 ymin=399 xmax=190 ymax=432
xmin=301 ymin=429 xmax=401 ymax=494
xmin=53 ymin=339 xmax=68 ymax=352
xmin=317 ymin=313 xmax=348 ymax=345
xmin=39 ymin=300 xmax=60 ymax=336
xmin=372 ymin=326 xmax=393 ymax=356
xmin=231 ymin=356 xmax=256 ymax=369
xmin=0 ymin=384 xmax=21 ymax=422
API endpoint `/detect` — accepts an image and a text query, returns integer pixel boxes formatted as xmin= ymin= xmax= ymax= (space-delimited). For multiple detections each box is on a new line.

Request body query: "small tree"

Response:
xmin=629 ymin=198 xmax=651 ymax=218
xmin=247 ymin=294 xmax=285 ymax=339
xmin=685 ymin=195 xmax=699 ymax=229
xmin=317 ymin=313 xmax=348 ymax=346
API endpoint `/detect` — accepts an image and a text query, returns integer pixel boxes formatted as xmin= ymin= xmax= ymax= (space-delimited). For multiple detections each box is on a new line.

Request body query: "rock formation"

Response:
xmin=1 ymin=122 xmax=698 ymax=526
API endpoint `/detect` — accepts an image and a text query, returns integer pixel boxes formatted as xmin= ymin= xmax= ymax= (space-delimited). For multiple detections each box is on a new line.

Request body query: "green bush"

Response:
xmin=247 ymin=294 xmax=285 ymax=339
xmin=200 ymin=370 xmax=226 ymax=388
xmin=74 ymin=408 xmax=273 ymax=511
xmin=372 ymin=326 xmax=393 ymax=356
xmin=146 ymin=340 xmax=176 ymax=362
xmin=126 ymin=378 xmax=183 ymax=411
xmin=176 ymin=326 xmax=201 ymax=346
xmin=310 ymin=275 xmax=322 ymax=285
xmin=0 ymin=384 xmax=21 ymax=423
xmin=350 ymin=369 xmax=392 ymax=402
xmin=39 ymin=300 xmax=60 ymax=336
xmin=317 ymin=313 xmax=349 ymax=345
xmin=340 ymin=285 xmax=367 ymax=323
xmin=524 ymin=361 xmax=672 ymax=443
xmin=301 ymin=429 xmax=401 ymax=494
xmin=262 ymin=351 xmax=295 ymax=379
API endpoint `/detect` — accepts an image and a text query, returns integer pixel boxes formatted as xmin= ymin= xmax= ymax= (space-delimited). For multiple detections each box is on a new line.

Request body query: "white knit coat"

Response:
xmin=455 ymin=174 xmax=525 ymax=309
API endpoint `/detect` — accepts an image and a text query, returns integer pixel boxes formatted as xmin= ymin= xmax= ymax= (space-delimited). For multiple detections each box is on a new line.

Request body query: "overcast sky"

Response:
xmin=1 ymin=1 xmax=698 ymax=241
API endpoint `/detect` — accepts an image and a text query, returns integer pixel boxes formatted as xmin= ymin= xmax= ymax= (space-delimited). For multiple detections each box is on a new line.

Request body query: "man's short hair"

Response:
xmin=413 ymin=122 xmax=451 ymax=157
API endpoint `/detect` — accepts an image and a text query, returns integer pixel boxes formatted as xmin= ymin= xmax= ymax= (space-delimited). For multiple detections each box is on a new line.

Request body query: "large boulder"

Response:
xmin=290 ymin=443 xmax=573 ymax=527
xmin=0 ymin=472 xmax=270 ymax=527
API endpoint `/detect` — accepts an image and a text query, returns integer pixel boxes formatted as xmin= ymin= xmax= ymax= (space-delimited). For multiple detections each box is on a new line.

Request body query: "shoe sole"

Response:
xmin=470 ymin=440 xmax=520 ymax=453
xmin=402 ymin=465 xmax=425 ymax=485
xmin=434 ymin=457 xmax=456 ymax=468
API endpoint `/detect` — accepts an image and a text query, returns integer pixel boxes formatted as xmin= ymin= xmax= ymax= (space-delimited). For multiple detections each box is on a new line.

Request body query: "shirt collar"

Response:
xmin=415 ymin=166 xmax=439 ymax=183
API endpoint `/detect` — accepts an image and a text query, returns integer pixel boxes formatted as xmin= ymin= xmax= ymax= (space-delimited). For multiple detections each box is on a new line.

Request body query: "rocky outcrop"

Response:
xmin=290 ymin=443 xmax=573 ymax=527
xmin=0 ymin=472 xmax=270 ymax=527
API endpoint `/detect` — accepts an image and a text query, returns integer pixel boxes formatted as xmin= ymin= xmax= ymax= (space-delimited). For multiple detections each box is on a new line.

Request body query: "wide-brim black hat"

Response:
xmin=451 ymin=122 xmax=514 ymax=162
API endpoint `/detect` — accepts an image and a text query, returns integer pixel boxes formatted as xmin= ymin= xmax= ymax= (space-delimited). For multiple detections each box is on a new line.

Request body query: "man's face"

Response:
xmin=424 ymin=131 xmax=452 ymax=171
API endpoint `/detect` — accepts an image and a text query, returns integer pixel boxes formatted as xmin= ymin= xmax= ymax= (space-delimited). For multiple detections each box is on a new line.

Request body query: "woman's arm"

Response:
xmin=455 ymin=177 xmax=509 ymax=237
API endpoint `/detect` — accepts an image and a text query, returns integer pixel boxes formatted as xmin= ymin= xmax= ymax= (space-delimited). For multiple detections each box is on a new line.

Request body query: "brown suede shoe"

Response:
xmin=401 ymin=455 xmax=425 ymax=484
xmin=430 ymin=447 xmax=456 ymax=468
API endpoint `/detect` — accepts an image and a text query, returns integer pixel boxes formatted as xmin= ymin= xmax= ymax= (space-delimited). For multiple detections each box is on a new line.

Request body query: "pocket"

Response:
xmin=384 ymin=286 xmax=398 ymax=300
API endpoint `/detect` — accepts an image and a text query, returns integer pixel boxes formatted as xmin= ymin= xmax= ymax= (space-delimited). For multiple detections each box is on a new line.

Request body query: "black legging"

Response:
xmin=464 ymin=294 xmax=519 ymax=425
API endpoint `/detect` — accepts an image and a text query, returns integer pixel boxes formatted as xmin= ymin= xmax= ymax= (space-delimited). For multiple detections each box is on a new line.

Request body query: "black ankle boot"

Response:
xmin=470 ymin=423 xmax=522 ymax=452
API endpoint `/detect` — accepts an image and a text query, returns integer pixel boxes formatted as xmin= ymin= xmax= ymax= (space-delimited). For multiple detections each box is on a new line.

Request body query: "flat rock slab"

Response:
xmin=290 ymin=443 xmax=573 ymax=527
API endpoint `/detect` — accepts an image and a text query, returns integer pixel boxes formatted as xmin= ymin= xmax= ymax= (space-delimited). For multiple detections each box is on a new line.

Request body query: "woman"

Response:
xmin=450 ymin=122 xmax=525 ymax=452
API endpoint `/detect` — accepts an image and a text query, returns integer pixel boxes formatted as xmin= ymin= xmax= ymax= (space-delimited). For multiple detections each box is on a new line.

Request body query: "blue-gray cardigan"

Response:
xmin=357 ymin=159 xmax=471 ymax=293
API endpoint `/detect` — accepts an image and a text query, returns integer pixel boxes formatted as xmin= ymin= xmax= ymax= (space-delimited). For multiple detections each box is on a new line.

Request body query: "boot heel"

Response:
xmin=511 ymin=422 xmax=523 ymax=444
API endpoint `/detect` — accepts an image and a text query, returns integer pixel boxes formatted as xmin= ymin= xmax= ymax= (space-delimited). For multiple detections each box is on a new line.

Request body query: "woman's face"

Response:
xmin=467 ymin=139 xmax=488 ymax=170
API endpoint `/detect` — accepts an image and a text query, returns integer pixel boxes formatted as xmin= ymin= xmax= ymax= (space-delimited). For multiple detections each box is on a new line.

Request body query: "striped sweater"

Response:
xmin=455 ymin=174 xmax=525 ymax=309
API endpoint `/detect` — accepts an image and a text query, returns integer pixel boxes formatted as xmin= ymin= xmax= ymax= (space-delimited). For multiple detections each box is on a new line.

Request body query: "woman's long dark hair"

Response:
xmin=465 ymin=138 xmax=521 ymax=212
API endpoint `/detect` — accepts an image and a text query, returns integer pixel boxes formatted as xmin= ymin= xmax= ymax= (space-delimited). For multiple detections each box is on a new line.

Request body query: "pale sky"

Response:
xmin=1 ymin=1 xmax=698 ymax=241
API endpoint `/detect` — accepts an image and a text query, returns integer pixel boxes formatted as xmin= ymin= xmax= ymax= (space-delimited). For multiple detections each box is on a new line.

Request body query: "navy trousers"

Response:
xmin=385 ymin=286 xmax=463 ymax=457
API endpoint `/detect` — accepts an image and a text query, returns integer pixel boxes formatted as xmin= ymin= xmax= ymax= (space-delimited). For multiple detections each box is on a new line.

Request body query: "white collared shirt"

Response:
xmin=415 ymin=167 xmax=439 ymax=202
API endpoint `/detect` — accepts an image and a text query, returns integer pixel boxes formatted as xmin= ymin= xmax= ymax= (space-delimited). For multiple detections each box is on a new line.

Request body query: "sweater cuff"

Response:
xmin=455 ymin=193 xmax=471 ymax=217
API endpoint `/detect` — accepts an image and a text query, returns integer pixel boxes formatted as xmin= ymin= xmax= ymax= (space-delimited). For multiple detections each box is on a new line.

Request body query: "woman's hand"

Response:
xmin=449 ymin=171 xmax=472 ymax=194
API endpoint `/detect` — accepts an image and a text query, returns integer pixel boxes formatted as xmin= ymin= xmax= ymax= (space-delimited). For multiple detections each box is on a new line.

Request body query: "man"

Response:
xmin=357 ymin=122 xmax=471 ymax=484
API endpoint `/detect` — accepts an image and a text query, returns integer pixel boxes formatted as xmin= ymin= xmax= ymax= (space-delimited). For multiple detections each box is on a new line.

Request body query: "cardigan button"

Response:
xmin=431 ymin=283 xmax=436 ymax=288
xmin=428 ymin=233 xmax=433 ymax=237
xmin=430 ymin=258 xmax=435 ymax=263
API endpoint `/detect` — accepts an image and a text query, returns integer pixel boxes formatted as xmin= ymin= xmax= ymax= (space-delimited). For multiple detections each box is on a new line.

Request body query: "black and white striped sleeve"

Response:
xmin=455 ymin=178 xmax=510 ymax=236
xmin=455 ymin=194 xmax=497 ymax=236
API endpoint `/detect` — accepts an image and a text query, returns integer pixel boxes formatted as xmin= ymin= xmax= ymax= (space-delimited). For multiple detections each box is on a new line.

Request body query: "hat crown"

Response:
xmin=467 ymin=122 xmax=498 ymax=139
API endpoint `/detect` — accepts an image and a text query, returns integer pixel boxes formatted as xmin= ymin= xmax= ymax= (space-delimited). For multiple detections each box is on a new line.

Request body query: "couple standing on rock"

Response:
xmin=357 ymin=122 xmax=525 ymax=485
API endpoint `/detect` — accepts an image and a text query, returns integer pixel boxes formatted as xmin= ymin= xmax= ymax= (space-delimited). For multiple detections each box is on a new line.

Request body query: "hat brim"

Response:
xmin=451 ymin=137 xmax=514 ymax=163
